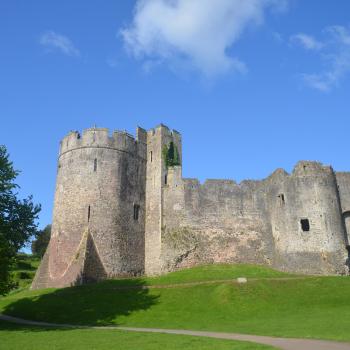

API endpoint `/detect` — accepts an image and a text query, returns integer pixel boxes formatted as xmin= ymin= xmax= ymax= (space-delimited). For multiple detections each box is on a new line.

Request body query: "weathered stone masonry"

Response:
xmin=32 ymin=124 xmax=350 ymax=289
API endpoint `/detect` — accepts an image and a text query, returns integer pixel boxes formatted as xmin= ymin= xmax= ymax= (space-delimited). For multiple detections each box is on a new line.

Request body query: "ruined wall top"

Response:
xmin=291 ymin=161 xmax=334 ymax=177
xmin=180 ymin=161 xmax=337 ymax=194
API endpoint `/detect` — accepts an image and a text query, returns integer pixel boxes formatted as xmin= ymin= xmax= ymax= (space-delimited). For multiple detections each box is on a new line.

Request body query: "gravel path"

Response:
xmin=1 ymin=313 xmax=350 ymax=350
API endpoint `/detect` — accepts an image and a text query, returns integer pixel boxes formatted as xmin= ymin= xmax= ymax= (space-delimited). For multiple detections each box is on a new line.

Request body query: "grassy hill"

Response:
xmin=10 ymin=254 xmax=40 ymax=291
xmin=1 ymin=263 xmax=350 ymax=343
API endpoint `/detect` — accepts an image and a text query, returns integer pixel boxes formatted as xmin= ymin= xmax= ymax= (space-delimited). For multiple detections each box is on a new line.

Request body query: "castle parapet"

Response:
xmin=147 ymin=124 xmax=182 ymax=138
xmin=59 ymin=127 xmax=146 ymax=160
xmin=82 ymin=128 xmax=110 ymax=146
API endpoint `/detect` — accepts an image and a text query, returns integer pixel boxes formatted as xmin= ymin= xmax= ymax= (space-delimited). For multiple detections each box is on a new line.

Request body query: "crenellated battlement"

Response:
xmin=59 ymin=127 xmax=147 ymax=159
xmin=147 ymin=123 xmax=182 ymax=139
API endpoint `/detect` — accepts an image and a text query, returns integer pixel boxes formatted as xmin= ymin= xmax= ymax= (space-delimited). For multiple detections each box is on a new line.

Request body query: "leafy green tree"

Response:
xmin=0 ymin=234 xmax=15 ymax=294
xmin=173 ymin=144 xmax=180 ymax=166
xmin=167 ymin=141 xmax=175 ymax=166
xmin=31 ymin=224 xmax=51 ymax=257
xmin=163 ymin=142 xmax=181 ymax=167
xmin=0 ymin=145 xmax=41 ymax=295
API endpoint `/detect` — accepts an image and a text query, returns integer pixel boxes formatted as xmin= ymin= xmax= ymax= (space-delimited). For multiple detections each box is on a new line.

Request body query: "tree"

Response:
xmin=0 ymin=145 xmax=41 ymax=295
xmin=173 ymin=144 xmax=180 ymax=166
xmin=0 ymin=234 xmax=16 ymax=294
xmin=31 ymin=224 xmax=51 ymax=257
xmin=163 ymin=142 xmax=181 ymax=168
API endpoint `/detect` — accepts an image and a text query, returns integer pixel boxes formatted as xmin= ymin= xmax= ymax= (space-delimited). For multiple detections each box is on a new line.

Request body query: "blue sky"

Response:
xmin=1 ymin=0 xmax=350 ymax=233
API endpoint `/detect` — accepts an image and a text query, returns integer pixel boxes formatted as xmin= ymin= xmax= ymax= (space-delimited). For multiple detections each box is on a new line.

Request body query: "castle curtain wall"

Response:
xmin=162 ymin=162 xmax=348 ymax=275
xmin=32 ymin=124 xmax=349 ymax=290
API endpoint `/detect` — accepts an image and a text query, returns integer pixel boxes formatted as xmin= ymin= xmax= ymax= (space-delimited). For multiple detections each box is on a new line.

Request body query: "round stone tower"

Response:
xmin=32 ymin=127 xmax=147 ymax=289
xmin=269 ymin=161 xmax=348 ymax=274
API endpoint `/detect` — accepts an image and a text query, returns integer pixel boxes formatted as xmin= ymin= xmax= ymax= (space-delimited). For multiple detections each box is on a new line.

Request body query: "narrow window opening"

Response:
xmin=93 ymin=132 xmax=96 ymax=142
xmin=300 ymin=218 xmax=310 ymax=232
xmin=133 ymin=204 xmax=140 ymax=220
xmin=94 ymin=158 xmax=97 ymax=172
xmin=150 ymin=151 xmax=153 ymax=162
xmin=88 ymin=205 xmax=91 ymax=222
xmin=164 ymin=174 xmax=167 ymax=185
xmin=278 ymin=193 xmax=285 ymax=206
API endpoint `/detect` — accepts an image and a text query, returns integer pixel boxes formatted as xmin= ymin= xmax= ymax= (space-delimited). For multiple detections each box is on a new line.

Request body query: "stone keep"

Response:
xmin=32 ymin=124 xmax=350 ymax=289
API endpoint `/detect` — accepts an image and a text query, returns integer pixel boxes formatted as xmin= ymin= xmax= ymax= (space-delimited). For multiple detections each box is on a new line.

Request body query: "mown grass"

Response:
xmin=1 ymin=264 xmax=350 ymax=342
xmin=0 ymin=320 xmax=276 ymax=350
xmin=125 ymin=263 xmax=293 ymax=286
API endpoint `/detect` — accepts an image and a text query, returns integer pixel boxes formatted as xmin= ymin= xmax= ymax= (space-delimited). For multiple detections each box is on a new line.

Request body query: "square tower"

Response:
xmin=144 ymin=124 xmax=182 ymax=275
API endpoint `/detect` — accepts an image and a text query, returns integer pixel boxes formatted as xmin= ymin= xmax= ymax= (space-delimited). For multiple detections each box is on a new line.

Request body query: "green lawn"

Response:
xmin=0 ymin=320 xmax=276 ymax=350
xmin=1 ymin=264 xmax=350 ymax=342
xmin=128 ymin=263 xmax=292 ymax=285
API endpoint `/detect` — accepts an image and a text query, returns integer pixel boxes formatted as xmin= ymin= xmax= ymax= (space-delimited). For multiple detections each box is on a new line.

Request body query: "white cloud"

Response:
xmin=290 ymin=33 xmax=323 ymax=50
xmin=40 ymin=31 xmax=80 ymax=57
xmin=326 ymin=25 xmax=350 ymax=45
xmin=293 ymin=25 xmax=350 ymax=92
xmin=302 ymin=51 xmax=350 ymax=92
xmin=121 ymin=0 xmax=287 ymax=78
xmin=301 ymin=73 xmax=333 ymax=92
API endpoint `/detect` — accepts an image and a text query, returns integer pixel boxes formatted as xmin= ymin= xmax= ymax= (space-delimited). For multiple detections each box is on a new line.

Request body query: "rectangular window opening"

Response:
xmin=300 ymin=218 xmax=310 ymax=232
xmin=88 ymin=205 xmax=91 ymax=222
xmin=150 ymin=151 xmax=153 ymax=162
xmin=133 ymin=204 xmax=140 ymax=221
xmin=94 ymin=158 xmax=97 ymax=172
xmin=278 ymin=193 xmax=285 ymax=205
xmin=165 ymin=174 xmax=167 ymax=185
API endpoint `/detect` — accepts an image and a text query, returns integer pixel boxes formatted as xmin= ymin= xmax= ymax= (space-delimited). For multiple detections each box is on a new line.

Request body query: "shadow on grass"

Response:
xmin=0 ymin=319 xmax=74 ymax=333
xmin=2 ymin=279 xmax=159 ymax=328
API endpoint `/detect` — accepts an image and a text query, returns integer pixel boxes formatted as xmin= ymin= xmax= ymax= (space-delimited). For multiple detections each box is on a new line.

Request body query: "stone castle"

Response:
xmin=32 ymin=124 xmax=350 ymax=289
